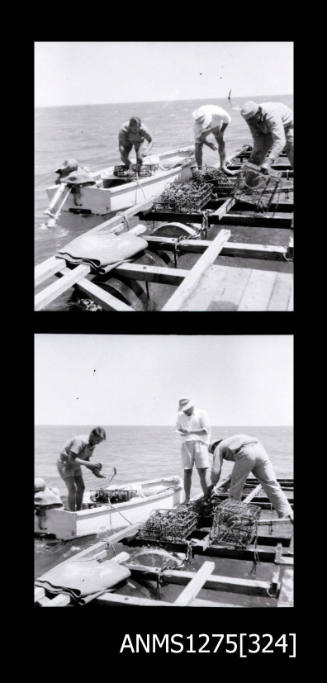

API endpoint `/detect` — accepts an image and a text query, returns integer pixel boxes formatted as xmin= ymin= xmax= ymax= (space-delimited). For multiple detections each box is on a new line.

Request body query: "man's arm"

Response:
xmin=197 ymin=130 xmax=217 ymax=150
xmin=215 ymin=121 xmax=230 ymax=170
xmin=247 ymin=122 xmax=266 ymax=165
xmin=187 ymin=410 xmax=210 ymax=437
xmin=263 ymin=114 xmax=287 ymax=166
xmin=176 ymin=415 xmax=187 ymax=435
xmin=211 ymin=444 xmax=224 ymax=485
xmin=140 ymin=126 xmax=152 ymax=144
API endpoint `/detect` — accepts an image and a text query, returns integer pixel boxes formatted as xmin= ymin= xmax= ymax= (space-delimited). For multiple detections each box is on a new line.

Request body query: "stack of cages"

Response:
xmin=191 ymin=167 xmax=238 ymax=198
xmin=137 ymin=505 xmax=199 ymax=544
xmin=152 ymin=180 xmax=213 ymax=213
xmin=90 ymin=488 xmax=136 ymax=504
xmin=209 ymin=499 xmax=261 ymax=549
xmin=113 ymin=164 xmax=159 ymax=178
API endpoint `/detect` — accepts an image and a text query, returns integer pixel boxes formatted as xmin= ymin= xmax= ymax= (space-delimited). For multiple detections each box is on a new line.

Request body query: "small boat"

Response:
xmin=35 ymin=146 xmax=294 ymax=312
xmin=34 ymin=477 xmax=294 ymax=607
xmin=34 ymin=476 xmax=183 ymax=541
xmin=44 ymin=147 xmax=195 ymax=217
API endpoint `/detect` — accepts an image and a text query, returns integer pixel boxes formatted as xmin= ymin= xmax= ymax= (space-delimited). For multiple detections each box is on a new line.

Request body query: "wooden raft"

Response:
xmin=34 ymin=155 xmax=293 ymax=311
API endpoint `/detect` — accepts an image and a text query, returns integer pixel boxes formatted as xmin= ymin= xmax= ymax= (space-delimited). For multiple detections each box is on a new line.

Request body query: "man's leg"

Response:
xmin=195 ymin=142 xmax=203 ymax=169
xmin=284 ymin=126 xmax=294 ymax=167
xmin=74 ymin=475 xmax=85 ymax=511
xmin=229 ymin=452 xmax=256 ymax=499
xmin=253 ymin=456 xmax=293 ymax=518
xmin=183 ymin=469 xmax=193 ymax=503
xmin=64 ymin=477 xmax=77 ymax=511
xmin=197 ymin=468 xmax=208 ymax=496
xmin=120 ymin=142 xmax=132 ymax=167
xmin=135 ymin=141 xmax=148 ymax=166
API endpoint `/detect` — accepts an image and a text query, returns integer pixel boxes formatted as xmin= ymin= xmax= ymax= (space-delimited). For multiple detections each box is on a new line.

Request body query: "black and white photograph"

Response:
xmin=34 ymin=41 xmax=293 ymax=312
xmin=34 ymin=334 xmax=293 ymax=610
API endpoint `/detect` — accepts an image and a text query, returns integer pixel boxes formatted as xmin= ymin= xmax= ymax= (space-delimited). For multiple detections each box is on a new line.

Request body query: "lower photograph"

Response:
xmin=34 ymin=334 xmax=293 ymax=608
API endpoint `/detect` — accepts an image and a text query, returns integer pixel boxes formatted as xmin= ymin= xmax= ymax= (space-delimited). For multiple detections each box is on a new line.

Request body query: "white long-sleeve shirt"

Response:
xmin=248 ymin=102 xmax=293 ymax=163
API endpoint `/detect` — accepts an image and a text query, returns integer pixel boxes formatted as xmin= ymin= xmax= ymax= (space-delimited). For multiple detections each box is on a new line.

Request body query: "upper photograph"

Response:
xmin=35 ymin=41 xmax=293 ymax=312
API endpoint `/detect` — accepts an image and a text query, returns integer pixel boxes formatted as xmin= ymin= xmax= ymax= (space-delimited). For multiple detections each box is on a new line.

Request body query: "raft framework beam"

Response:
xmin=161 ymin=228 xmax=231 ymax=311
xmin=144 ymin=236 xmax=289 ymax=261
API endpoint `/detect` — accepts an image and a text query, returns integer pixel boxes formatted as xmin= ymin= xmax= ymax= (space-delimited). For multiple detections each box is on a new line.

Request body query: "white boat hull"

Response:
xmin=45 ymin=148 xmax=194 ymax=215
xmin=34 ymin=477 xmax=183 ymax=540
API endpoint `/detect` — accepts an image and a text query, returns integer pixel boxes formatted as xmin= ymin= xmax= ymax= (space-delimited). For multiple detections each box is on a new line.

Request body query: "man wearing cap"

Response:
xmin=118 ymin=117 xmax=153 ymax=169
xmin=209 ymin=433 xmax=293 ymax=519
xmin=57 ymin=427 xmax=107 ymax=511
xmin=240 ymin=101 xmax=294 ymax=173
xmin=176 ymin=399 xmax=211 ymax=503
xmin=192 ymin=104 xmax=232 ymax=173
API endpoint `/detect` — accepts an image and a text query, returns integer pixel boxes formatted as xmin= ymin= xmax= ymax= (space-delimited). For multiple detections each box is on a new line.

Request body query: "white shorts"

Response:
xmin=181 ymin=441 xmax=209 ymax=470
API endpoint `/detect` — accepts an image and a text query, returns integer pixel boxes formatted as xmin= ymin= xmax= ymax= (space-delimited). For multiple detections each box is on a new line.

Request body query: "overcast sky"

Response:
xmin=35 ymin=335 xmax=293 ymax=426
xmin=35 ymin=41 xmax=293 ymax=108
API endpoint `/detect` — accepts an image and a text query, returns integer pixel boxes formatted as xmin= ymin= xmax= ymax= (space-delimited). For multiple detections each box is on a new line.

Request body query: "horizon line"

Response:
xmin=35 ymin=423 xmax=293 ymax=427
xmin=35 ymin=93 xmax=293 ymax=110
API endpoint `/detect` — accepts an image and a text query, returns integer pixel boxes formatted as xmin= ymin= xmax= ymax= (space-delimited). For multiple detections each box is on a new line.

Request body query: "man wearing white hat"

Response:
xmin=240 ymin=101 xmax=293 ymax=172
xmin=192 ymin=104 xmax=232 ymax=173
xmin=176 ymin=399 xmax=211 ymax=503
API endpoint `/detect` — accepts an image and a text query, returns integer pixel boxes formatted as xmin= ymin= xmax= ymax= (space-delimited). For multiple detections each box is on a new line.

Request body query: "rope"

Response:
xmin=134 ymin=168 xmax=147 ymax=204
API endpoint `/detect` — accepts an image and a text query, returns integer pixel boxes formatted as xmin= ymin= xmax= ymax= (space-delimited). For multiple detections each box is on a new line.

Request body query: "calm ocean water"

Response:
xmin=35 ymin=94 xmax=293 ymax=266
xmin=35 ymin=424 xmax=293 ymax=498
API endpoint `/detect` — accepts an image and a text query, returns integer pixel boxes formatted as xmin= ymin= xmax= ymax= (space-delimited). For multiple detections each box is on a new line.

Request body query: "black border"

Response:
xmin=31 ymin=36 xmax=300 ymax=668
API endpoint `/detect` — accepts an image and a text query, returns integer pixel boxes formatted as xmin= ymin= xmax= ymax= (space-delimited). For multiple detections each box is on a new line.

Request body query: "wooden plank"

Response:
xmin=174 ymin=561 xmax=215 ymax=606
xmin=211 ymin=197 xmax=236 ymax=219
xmin=257 ymin=518 xmax=293 ymax=526
xmin=95 ymin=593 xmax=178 ymax=607
xmin=244 ymin=484 xmax=262 ymax=503
xmin=206 ymin=266 xmax=252 ymax=311
xmin=145 ymin=236 xmax=287 ymax=261
xmin=195 ymin=544 xmax=277 ymax=563
xmin=267 ymin=272 xmax=293 ymax=311
xmin=221 ymin=242 xmax=287 ymax=261
xmin=191 ymin=598 xmax=242 ymax=607
xmin=221 ymin=213 xmax=292 ymax=228
xmin=34 ymin=264 xmax=91 ymax=311
xmin=127 ymin=564 xmax=272 ymax=596
xmin=94 ymin=593 xmax=240 ymax=607
xmin=181 ymin=266 xmax=230 ymax=311
xmin=57 ymin=267 xmax=134 ymax=311
xmin=161 ymin=229 xmax=231 ymax=311
xmin=35 ymin=257 xmax=63 ymax=287
xmin=238 ymin=269 xmax=278 ymax=311
xmin=113 ymin=262 xmax=188 ymax=285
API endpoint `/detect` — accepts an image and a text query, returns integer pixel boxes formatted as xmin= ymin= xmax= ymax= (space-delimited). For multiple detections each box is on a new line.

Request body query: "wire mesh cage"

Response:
xmin=209 ymin=499 xmax=261 ymax=549
xmin=90 ymin=488 xmax=135 ymax=504
xmin=137 ymin=505 xmax=199 ymax=543
xmin=191 ymin=167 xmax=238 ymax=197
xmin=113 ymin=164 xmax=158 ymax=178
xmin=152 ymin=181 xmax=213 ymax=213
xmin=232 ymin=162 xmax=281 ymax=212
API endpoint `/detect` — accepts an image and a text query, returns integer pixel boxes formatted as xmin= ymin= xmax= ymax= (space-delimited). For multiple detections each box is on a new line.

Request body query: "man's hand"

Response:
xmin=221 ymin=165 xmax=236 ymax=176
xmin=261 ymin=161 xmax=272 ymax=174
xmin=208 ymin=142 xmax=218 ymax=151
xmin=88 ymin=462 xmax=104 ymax=476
